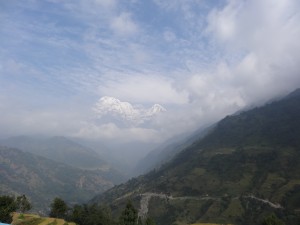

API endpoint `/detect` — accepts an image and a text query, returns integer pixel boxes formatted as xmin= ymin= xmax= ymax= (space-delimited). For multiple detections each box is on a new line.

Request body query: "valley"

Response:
xmin=2 ymin=89 xmax=300 ymax=224
xmin=2 ymin=1 xmax=300 ymax=225
xmin=0 ymin=146 xmax=121 ymax=212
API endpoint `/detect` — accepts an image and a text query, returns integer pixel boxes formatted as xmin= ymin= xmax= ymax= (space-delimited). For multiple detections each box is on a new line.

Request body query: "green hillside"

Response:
xmin=91 ymin=89 xmax=300 ymax=225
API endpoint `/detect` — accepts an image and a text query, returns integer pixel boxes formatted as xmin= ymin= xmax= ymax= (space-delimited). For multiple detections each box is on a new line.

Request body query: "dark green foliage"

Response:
xmin=69 ymin=204 xmax=85 ymax=225
xmin=145 ymin=217 xmax=156 ymax=225
xmin=118 ymin=201 xmax=138 ymax=225
xmin=49 ymin=198 xmax=68 ymax=219
xmin=16 ymin=194 xmax=32 ymax=213
xmin=0 ymin=194 xmax=32 ymax=223
xmin=0 ymin=195 xmax=17 ymax=223
xmin=136 ymin=217 xmax=156 ymax=225
xmin=261 ymin=213 xmax=285 ymax=225
xmin=198 ymin=91 xmax=300 ymax=149
xmin=138 ymin=217 xmax=143 ymax=225
xmin=69 ymin=204 xmax=114 ymax=225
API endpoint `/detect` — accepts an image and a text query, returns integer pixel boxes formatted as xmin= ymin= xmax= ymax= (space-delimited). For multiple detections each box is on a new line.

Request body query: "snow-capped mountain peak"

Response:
xmin=150 ymin=104 xmax=167 ymax=114
xmin=93 ymin=96 xmax=166 ymax=125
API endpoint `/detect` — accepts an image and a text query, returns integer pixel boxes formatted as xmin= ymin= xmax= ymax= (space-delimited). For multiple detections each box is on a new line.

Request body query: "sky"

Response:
xmin=1 ymin=0 xmax=300 ymax=147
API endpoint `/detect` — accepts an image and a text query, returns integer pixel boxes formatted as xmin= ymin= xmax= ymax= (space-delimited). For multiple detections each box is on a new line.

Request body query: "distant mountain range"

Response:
xmin=0 ymin=146 xmax=116 ymax=213
xmin=91 ymin=88 xmax=300 ymax=225
xmin=0 ymin=135 xmax=126 ymax=183
xmin=0 ymin=136 xmax=128 ymax=213
xmin=1 ymin=136 xmax=108 ymax=170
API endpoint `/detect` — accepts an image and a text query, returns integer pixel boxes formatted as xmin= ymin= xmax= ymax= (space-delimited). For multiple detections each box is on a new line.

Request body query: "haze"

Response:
xmin=1 ymin=0 xmax=300 ymax=161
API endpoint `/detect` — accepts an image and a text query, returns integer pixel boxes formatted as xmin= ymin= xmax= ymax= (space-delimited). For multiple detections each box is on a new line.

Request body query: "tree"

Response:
xmin=0 ymin=195 xmax=17 ymax=223
xmin=261 ymin=213 xmax=285 ymax=225
xmin=16 ymin=194 xmax=32 ymax=213
xmin=49 ymin=197 xmax=68 ymax=219
xmin=69 ymin=203 xmax=115 ymax=225
xmin=69 ymin=204 xmax=85 ymax=225
xmin=119 ymin=201 xmax=138 ymax=225
xmin=137 ymin=217 xmax=143 ymax=225
xmin=145 ymin=217 xmax=156 ymax=225
xmin=137 ymin=217 xmax=156 ymax=225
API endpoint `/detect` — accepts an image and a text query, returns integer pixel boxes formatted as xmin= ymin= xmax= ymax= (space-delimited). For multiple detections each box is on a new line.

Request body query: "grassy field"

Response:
xmin=12 ymin=213 xmax=76 ymax=225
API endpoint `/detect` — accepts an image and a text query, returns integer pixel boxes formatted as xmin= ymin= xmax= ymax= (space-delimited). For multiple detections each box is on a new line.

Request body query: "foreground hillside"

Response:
xmin=12 ymin=213 xmax=75 ymax=225
xmin=0 ymin=147 xmax=117 ymax=212
xmin=91 ymin=89 xmax=300 ymax=225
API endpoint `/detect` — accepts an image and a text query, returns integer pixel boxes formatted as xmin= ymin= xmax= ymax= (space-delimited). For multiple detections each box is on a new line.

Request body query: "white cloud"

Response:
xmin=1 ymin=0 xmax=300 ymax=147
xmin=74 ymin=122 xmax=162 ymax=143
xmin=206 ymin=0 xmax=240 ymax=42
xmin=202 ymin=0 xmax=300 ymax=105
xmin=97 ymin=74 xmax=190 ymax=105
xmin=110 ymin=12 xmax=138 ymax=36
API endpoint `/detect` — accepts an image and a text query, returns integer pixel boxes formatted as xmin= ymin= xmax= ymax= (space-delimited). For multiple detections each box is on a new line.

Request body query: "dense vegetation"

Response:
xmin=91 ymin=89 xmax=300 ymax=225
xmin=0 ymin=194 xmax=31 ymax=223
xmin=48 ymin=198 xmax=156 ymax=225
xmin=0 ymin=194 xmax=156 ymax=225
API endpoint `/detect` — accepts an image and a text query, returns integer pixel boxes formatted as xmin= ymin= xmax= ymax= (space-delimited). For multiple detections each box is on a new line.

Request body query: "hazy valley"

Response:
xmin=2 ymin=1 xmax=300 ymax=225
xmin=1 ymin=89 xmax=300 ymax=225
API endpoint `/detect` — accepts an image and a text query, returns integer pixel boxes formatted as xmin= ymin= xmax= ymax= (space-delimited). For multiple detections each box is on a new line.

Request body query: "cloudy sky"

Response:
xmin=1 ymin=0 xmax=300 ymax=145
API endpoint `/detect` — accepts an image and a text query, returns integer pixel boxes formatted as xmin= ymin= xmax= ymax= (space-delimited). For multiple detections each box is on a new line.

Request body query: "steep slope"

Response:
xmin=134 ymin=126 xmax=213 ymax=176
xmin=0 ymin=136 xmax=125 ymax=184
xmin=92 ymin=88 xmax=300 ymax=225
xmin=0 ymin=146 xmax=117 ymax=213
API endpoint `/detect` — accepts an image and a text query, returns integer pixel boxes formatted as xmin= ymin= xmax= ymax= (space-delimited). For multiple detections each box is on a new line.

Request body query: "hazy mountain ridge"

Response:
xmin=134 ymin=125 xmax=214 ymax=176
xmin=0 ymin=146 xmax=118 ymax=213
xmin=0 ymin=136 xmax=105 ymax=169
xmin=0 ymin=136 xmax=126 ymax=184
xmin=91 ymin=88 xmax=300 ymax=225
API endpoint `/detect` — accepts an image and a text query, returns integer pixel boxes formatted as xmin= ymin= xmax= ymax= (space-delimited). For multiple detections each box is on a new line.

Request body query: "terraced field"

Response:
xmin=12 ymin=213 xmax=75 ymax=225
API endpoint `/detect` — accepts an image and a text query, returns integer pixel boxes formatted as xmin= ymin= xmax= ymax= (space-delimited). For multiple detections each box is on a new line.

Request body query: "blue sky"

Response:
xmin=1 ymin=0 xmax=300 ymax=144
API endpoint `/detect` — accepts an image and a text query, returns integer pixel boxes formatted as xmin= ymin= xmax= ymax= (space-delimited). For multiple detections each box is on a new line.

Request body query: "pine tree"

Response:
xmin=16 ymin=194 xmax=32 ymax=213
xmin=145 ymin=217 xmax=156 ymax=225
xmin=0 ymin=195 xmax=17 ymax=223
xmin=119 ymin=201 xmax=138 ymax=225
xmin=49 ymin=197 xmax=68 ymax=219
xmin=261 ymin=213 xmax=285 ymax=225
